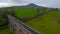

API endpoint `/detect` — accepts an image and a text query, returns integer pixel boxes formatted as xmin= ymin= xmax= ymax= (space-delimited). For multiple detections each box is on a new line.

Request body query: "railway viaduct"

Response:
xmin=7 ymin=14 xmax=39 ymax=34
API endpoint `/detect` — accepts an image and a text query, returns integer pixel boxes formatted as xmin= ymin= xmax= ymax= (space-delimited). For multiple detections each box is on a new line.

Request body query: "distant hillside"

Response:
xmin=11 ymin=3 xmax=47 ymax=8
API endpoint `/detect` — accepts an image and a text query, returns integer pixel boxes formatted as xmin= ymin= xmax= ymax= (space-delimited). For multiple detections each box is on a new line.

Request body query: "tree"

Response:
xmin=0 ymin=10 xmax=8 ymax=27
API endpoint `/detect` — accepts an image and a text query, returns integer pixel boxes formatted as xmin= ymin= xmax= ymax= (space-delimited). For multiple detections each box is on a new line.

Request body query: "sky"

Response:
xmin=0 ymin=0 xmax=60 ymax=8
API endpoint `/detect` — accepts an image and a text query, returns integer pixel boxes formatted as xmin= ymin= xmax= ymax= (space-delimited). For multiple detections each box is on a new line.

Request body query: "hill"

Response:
xmin=11 ymin=3 xmax=47 ymax=8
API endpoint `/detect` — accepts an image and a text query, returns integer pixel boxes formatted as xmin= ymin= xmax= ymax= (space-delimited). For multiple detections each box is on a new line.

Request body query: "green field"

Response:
xmin=7 ymin=8 xmax=49 ymax=19
xmin=10 ymin=8 xmax=60 ymax=34
xmin=13 ymin=8 xmax=37 ymax=19
xmin=0 ymin=27 xmax=12 ymax=34
xmin=25 ymin=10 xmax=60 ymax=34
xmin=6 ymin=8 xmax=37 ymax=19
xmin=1 ymin=8 xmax=60 ymax=34
xmin=11 ymin=8 xmax=60 ymax=34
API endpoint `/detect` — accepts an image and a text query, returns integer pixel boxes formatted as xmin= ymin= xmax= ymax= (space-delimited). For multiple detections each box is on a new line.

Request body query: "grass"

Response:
xmin=0 ymin=27 xmax=12 ymax=34
xmin=7 ymin=8 xmax=60 ymax=34
xmin=7 ymin=8 xmax=49 ymax=19
xmin=6 ymin=8 xmax=60 ymax=34
xmin=12 ymin=8 xmax=60 ymax=34
xmin=25 ymin=10 xmax=60 ymax=34
xmin=13 ymin=8 xmax=37 ymax=19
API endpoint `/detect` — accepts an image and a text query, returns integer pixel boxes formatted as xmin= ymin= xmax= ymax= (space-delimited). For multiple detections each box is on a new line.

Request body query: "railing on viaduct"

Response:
xmin=7 ymin=14 xmax=40 ymax=34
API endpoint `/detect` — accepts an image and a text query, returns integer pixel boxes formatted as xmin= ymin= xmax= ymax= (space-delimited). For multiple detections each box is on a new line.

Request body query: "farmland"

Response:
xmin=0 ymin=7 xmax=60 ymax=34
xmin=13 ymin=8 xmax=37 ymax=19
xmin=7 ymin=8 xmax=50 ymax=19
xmin=11 ymin=8 xmax=60 ymax=34
xmin=25 ymin=10 xmax=60 ymax=34
xmin=6 ymin=8 xmax=60 ymax=34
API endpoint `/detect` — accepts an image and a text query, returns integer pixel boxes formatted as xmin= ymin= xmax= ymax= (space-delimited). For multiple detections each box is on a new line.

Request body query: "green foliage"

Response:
xmin=0 ymin=11 xmax=8 ymax=27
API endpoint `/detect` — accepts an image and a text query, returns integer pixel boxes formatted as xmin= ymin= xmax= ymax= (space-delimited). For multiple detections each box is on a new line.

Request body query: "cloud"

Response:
xmin=14 ymin=0 xmax=60 ymax=8
xmin=0 ymin=0 xmax=12 ymax=3
xmin=14 ymin=0 xmax=36 ymax=3
xmin=0 ymin=0 xmax=60 ymax=8
xmin=0 ymin=2 xmax=16 ymax=8
xmin=37 ymin=0 xmax=60 ymax=8
xmin=0 ymin=0 xmax=13 ymax=8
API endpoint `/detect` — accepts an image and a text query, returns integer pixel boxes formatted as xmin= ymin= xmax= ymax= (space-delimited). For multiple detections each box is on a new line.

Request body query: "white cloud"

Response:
xmin=0 ymin=0 xmax=13 ymax=8
xmin=0 ymin=3 xmax=13 ymax=8
xmin=36 ymin=4 xmax=47 ymax=7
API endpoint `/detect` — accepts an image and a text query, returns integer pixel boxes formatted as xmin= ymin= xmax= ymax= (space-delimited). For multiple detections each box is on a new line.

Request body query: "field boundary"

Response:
xmin=21 ymin=11 xmax=48 ymax=22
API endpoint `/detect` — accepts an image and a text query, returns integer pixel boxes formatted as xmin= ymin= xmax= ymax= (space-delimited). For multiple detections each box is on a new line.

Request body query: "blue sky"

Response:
xmin=0 ymin=0 xmax=60 ymax=8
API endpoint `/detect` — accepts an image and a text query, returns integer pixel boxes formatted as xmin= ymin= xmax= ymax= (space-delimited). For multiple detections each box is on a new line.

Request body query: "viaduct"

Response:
xmin=7 ymin=14 xmax=39 ymax=34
